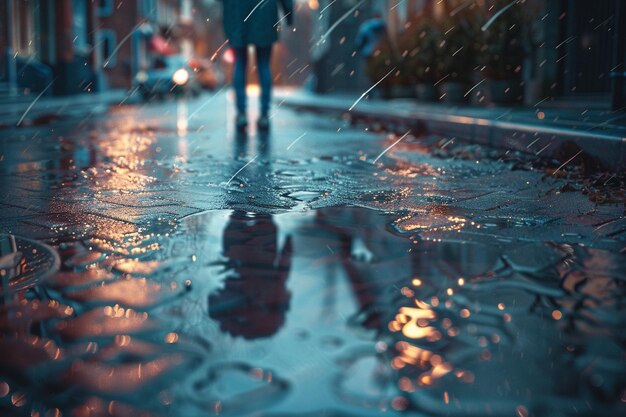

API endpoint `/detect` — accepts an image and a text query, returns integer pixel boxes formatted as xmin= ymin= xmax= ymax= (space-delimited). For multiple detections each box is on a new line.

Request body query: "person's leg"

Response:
xmin=232 ymin=47 xmax=248 ymax=117
xmin=256 ymin=45 xmax=273 ymax=118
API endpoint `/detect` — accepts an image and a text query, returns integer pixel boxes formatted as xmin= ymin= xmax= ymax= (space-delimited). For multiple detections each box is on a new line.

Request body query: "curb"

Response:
xmin=279 ymin=94 xmax=626 ymax=173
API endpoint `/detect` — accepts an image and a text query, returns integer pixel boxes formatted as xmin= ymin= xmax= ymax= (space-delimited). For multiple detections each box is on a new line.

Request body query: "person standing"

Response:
xmin=221 ymin=0 xmax=294 ymax=131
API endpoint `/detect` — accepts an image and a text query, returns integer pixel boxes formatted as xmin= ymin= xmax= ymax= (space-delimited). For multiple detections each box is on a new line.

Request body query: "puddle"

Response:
xmin=189 ymin=362 xmax=290 ymax=415
xmin=0 ymin=208 xmax=624 ymax=416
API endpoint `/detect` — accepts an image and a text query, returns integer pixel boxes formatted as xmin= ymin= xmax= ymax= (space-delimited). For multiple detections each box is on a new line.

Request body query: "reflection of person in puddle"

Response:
xmin=212 ymin=129 xmax=289 ymax=339
xmin=209 ymin=211 xmax=293 ymax=339
xmin=233 ymin=126 xmax=271 ymax=160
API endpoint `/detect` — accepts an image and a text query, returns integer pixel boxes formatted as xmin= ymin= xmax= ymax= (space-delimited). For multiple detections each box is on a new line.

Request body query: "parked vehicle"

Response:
xmin=188 ymin=58 xmax=224 ymax=90
xmin=135 ymin=55 xmax=201 ymax=100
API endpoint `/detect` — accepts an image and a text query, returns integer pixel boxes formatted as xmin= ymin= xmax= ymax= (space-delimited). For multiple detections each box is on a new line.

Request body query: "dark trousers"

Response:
xmin=233 ymin=45 xmax=272 ymax=116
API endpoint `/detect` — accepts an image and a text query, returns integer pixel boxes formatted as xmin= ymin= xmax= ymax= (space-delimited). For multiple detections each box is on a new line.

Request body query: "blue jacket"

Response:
xmin=221 ymin=0 xmax=294 ymax=48
xmin=355 ymin=18 xmax=386 ymax=58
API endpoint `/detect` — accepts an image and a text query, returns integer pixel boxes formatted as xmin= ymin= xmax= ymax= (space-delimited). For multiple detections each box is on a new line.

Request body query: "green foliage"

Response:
xmin=402 ymin=17 xmax=441 ymax=83
xmin=480 ymin=0 xmax=529 ymax=80
xmin=366 ymin=0 xmax=537 ymax=87
xmin=434 ymin=2 xmax=484 ymax=83
xmin=365 ymin=37 xmax=397 ymax=88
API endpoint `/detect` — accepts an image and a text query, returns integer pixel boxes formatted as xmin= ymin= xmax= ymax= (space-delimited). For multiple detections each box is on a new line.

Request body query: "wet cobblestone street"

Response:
xmin=0 ymin=91 xmax=624 ymax=417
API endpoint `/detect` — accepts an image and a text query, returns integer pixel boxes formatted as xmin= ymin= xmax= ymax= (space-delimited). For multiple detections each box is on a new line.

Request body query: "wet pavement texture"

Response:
xmin=0 ymin=91 xmax=625 ymax=417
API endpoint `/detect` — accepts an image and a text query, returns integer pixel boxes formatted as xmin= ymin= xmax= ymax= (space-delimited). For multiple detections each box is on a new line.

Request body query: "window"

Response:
xmin=72 ymin=0 xmax=88 ymax=52
xmin=98 ymin=0 xmax=113 ymax=17
xmin=100 ymin=30 xmax=117 ymax=67
xmin=153 ymin=57 xmax=167 ymax=70
xmin=140 ymin=0 xmax=157 ymax=20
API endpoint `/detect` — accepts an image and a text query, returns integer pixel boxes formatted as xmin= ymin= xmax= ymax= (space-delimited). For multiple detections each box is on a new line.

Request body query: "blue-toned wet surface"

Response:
xmin=0 ymin=92 xmax=624 ymax=416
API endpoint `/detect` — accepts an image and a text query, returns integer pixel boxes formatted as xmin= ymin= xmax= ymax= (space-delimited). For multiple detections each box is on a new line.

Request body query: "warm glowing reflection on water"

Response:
xmin=388 ymin=290 xmax=477 ymax=391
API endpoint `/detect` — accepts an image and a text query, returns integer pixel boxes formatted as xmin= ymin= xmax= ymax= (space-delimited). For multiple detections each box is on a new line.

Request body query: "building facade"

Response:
xmin=0 ymin=0 xmax=202 ymax=95
xmin=0 ymin=0 xmax=101 ymax=96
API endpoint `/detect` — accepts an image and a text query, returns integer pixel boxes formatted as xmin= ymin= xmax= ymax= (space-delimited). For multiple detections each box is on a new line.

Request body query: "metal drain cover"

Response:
xmin=0 ymin=234 xmax=60 ymax=298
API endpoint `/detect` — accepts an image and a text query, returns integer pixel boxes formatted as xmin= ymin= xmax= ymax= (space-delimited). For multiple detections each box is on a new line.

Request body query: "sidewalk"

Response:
xmin=277 ymin=90 xmax=626 ymax=172
xmin=0 ymin=89 xmax=129 ymax=129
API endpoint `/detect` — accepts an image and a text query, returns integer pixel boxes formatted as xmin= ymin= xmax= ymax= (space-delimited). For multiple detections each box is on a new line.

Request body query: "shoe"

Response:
xmin=257 ymin=115 xmax=270 ymax=131
xmin=236 ymin=113 xmax=247 ymax=130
